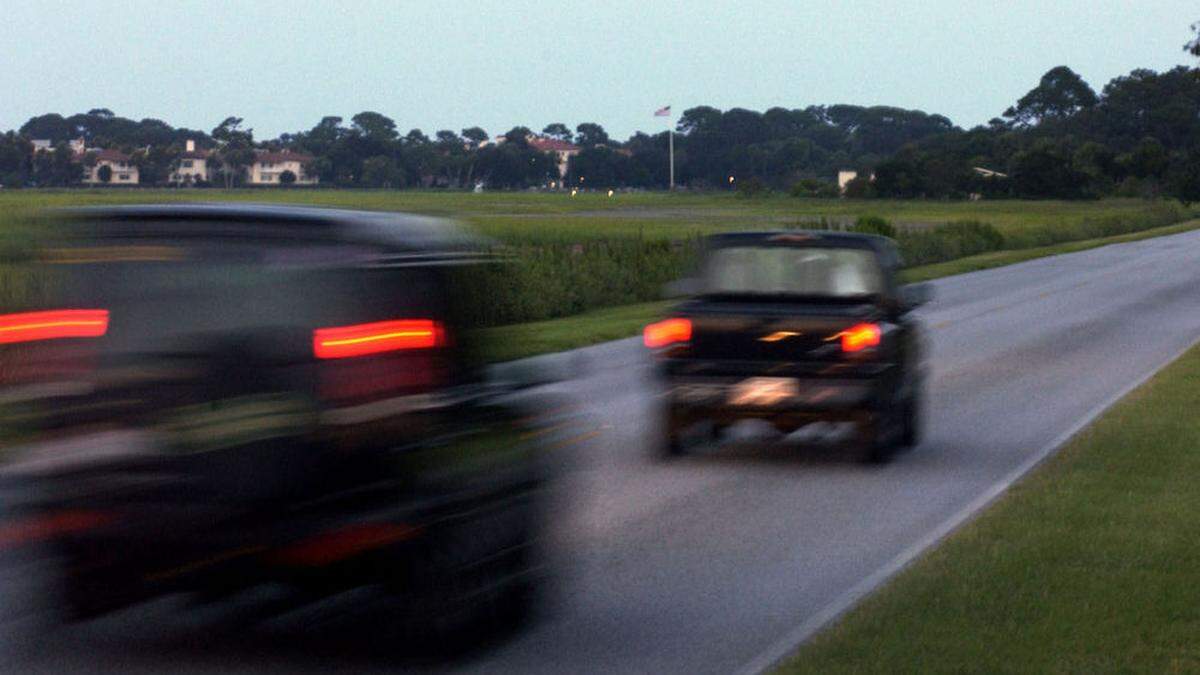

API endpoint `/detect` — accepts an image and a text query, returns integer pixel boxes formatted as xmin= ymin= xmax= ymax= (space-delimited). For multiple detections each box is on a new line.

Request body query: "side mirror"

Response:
xmin=662 ymin=277 xmax=702 ymax=299
xmin=901 ymin=283 xmax=934 ymax=308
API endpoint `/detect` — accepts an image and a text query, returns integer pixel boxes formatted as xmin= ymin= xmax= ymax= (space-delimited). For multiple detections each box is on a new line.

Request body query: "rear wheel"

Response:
xmin=660 ymin=407 xmax=686 ymax=458
xmin=390 ymin=497 xmax=544 ymax=652
xmin=662 ymin=430 xmax=685 ymax=457
xmin=861 ymin=408 xmax=901 ymax=464
xmin=899 ymin=393 xmax=921 ymax=448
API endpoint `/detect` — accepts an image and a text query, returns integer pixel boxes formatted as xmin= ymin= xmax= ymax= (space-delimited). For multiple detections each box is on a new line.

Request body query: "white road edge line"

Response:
xmin=736 ymin=333 xmax=1200 ymax=675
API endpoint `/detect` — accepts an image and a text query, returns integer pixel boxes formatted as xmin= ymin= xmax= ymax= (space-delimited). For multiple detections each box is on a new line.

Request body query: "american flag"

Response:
xmin=654 ymin=105 xmax=671 ymax=117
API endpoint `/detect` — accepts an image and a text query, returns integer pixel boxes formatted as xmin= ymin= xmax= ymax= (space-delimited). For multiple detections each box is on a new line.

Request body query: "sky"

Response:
xmin=3 ymin=1 xmax=1196 ymax=141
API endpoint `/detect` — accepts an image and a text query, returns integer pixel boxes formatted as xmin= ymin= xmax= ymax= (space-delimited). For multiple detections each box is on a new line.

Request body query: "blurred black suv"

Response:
xmin=0 ymin=204 xmax=561 ymax=643
xmin=646 ymin=231 xmax=931 ymax=462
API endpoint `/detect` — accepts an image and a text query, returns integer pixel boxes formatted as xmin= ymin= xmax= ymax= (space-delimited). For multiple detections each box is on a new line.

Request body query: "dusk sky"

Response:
xmin=4 ymin=1 xmax=1196 ymax=140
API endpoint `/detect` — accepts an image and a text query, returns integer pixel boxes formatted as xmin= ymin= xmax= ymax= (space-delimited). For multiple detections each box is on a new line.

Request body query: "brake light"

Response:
xmin=0 ymin=309 xmax=109 ymax=345
xmin=644 ymin=318 xmax=692 ymax=348
xmin=840 ymin=323 xmax=882 ymax=352
xmin=0 ymin=510 xmax=114 ymax=549
xmin=313 ymin=319 xmax=444 ymax=359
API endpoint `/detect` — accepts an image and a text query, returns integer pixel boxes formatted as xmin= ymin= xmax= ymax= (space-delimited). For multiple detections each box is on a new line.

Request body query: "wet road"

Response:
xmin=8 ymin=226 xmax=1200 ymax=674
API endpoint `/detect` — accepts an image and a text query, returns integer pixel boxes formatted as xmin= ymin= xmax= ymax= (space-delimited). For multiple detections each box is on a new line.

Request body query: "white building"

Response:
xmin=82 ymin=148 xmax=139 ymax=185
xmin=247 ymin=150 xmax=317 ymax=185
xmin=527 ymin=136 xmax=581 ymax=180
xmin=837 ymin=170 xmax=859 ymax=194
xmin=171 ymin=140 xmax=212 ymax=185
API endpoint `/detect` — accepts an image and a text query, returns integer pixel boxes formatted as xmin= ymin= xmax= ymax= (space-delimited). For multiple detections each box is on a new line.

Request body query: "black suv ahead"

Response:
xmin=645 ymin=231 xmax=931 ymax=462
xmin=0 ymin=204 xmax=563 ymax=646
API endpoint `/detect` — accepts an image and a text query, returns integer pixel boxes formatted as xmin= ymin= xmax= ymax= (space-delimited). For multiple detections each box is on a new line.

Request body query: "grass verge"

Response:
xmin=475 ymin=300 xmax=669 ymax=363
xmin=480 ymin=220 xmax=1200 ymax=362
xmin=777 ymin=341 xmax=1200 ymax=673
xmin=900 ymin=219 xmax=1200 ymax=283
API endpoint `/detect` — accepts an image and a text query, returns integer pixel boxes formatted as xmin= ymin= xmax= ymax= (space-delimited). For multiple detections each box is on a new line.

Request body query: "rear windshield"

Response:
xmin=45 ymin=238 xmax=448 ymax=357
xmin=703 ymin=246 xmax=884 ymax=297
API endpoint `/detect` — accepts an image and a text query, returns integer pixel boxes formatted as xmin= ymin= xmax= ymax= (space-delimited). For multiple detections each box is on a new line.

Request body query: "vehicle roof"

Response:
xmin=52 ymin=203 xmax=481 ymax=252
xmin=703 ymin=230 xmax=901 ymax=266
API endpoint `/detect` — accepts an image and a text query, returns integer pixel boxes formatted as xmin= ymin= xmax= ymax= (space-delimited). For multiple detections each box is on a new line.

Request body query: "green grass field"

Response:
xmin=2 ymin=190 xmax=1198 ymax=360
xmin=779 ymin=342 xmax=1200 ymax=673
xmin=1 ymin=189 xmax=1193 ymax=242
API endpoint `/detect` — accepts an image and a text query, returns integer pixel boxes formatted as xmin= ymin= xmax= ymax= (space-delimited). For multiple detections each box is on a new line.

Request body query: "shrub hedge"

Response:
xmin=459 ymin=202 xmax=1194 ymax=327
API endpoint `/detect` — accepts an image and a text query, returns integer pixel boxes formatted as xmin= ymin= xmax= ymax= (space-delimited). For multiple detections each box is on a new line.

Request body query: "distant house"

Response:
xmin=526 ymin=136 xmax=581 ymax=180
xmin=973 ymin=167 xmax=1008 ymax=179
xmin=247 ymin=150 xmax=317 ymax=185
xmin=837 ymin=170 xmax=859 ymax=194
xmin=30 ymin=139 xmax=53 ymax=154
xmin=82 ymin=148 xmax=139 ymax=185
xmin=171 ymin=139 xmax=212 ymax=185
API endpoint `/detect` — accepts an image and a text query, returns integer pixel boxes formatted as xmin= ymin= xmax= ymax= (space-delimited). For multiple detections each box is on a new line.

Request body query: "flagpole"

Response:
xmin=668 ymin=112 xmax=675 ymax=191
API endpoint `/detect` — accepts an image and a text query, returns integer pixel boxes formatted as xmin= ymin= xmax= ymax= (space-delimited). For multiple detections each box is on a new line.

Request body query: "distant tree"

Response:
xmin=130 ymin=144 xmax=180 ymax=185
xmin=1168 ymin=150 xmax=1200 ymax=204
xmin=1119 ymin=137 xmax=1170 ymax=179
xmin=0 ymin=133 xmax=31 ymax=186
xmin=1187 ymin=21 xmax=1200 ymax=57
xmin=211 ymin=116 xmax=255 ymax=188
xmin=566 ymin=146 xmax=634 ymax=187
xmin=675 ymin=106 xmax=722 ymax=134
xmin=503 ymin=126 xmax=533 ymax=147
xmin=350 ymin=111 xmax=399 ymax=143
xmin=19 ymin=113 xmax=74 ymax=142
xmin=1011 ymin=138 xmax=1090 ymax=198
xmin=574 ymin=122 xmax=610 ymax=147
xmin=360 ymin=155 xmax=403 ymax=188
xmin=1003 ymin=66 xmax=1098 ymax=126
xmin=97 ymin=164 xmax=112 ymax=183
xmin=461 ymin=127 xmax=489 ymax=147
xmin=279 ymin=169 xmax=296 ymax=185
xmin=542 ymin=123 xmax=573 ymax=142
xmin=30 ymin=141 xmax=83 ymax=186
xmin=404 ymin=128 xmax=430 ymax=145
xmin=475 ymin=143 xmax=555 ymax=188
xmin=87 ymin=108 xmax=115 ymax=119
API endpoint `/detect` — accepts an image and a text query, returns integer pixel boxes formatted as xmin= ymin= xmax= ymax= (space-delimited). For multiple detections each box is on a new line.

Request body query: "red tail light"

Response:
xmin=644 ymin=318 xmax=692 ymax=348
xmin=0 ymin=309 xmax=109 ymax=345
xmin=840 ymin=323 xmax=882 ymax=352
xmin=0 ymin=510 xmax=114 ymax=549
xmin=313 ymin=319 xmax=445 ymax=359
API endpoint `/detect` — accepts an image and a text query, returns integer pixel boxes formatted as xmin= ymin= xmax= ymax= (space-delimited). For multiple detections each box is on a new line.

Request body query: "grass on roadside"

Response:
xmin=475 ymin=300 xmax=669 ymax=363
xmin=1 ymin=190 xmax=1193 ymax=242
xmin=899 ymin=219 xmax=1200 ymax=282
xmin=777 ymin=342 xmax=1200 ymax=673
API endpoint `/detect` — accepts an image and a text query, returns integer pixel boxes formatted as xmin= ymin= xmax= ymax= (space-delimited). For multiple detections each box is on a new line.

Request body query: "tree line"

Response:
xmin=2 ymin=22 xmax=1197 ymax=200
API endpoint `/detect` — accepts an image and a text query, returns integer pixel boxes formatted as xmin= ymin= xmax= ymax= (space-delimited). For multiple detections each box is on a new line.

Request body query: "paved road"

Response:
xmin=8 ymin=227 xmax=1200 ymax=673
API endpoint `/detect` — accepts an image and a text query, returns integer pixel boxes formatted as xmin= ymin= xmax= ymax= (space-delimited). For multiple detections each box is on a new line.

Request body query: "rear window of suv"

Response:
xmin=703 ymin=246 xmax=884 ymax=297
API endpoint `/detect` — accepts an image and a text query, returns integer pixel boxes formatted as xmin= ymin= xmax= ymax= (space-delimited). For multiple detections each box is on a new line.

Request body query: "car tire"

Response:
xmin=662 ymin=431 xmax=685 ymax=457
xmin=660 ymin=407 xmax=686 ymax=458
xmin=0 ymin=545 xmax=68 ymax=659
xmin=899 ymin=393 xmax=921 ymax=448
xmin=861 ymin=408 xmax=901 ymax=464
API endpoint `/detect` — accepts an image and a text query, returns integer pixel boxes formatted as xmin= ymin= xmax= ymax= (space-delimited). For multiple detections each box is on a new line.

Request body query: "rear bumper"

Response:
xmin=14 ymin=479 xmax=542 ymax=620
xmin=662 ymin=375 xmax=889 ymax=429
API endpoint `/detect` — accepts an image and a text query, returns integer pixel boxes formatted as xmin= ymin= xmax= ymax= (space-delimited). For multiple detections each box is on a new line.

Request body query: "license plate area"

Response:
xmin=728 ymin=377 xmax=798 ymax=406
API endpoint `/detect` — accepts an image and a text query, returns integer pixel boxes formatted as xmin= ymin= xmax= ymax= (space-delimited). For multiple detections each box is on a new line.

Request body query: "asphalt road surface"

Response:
xmin=8 ymin=227 xmax=1200 ymax=674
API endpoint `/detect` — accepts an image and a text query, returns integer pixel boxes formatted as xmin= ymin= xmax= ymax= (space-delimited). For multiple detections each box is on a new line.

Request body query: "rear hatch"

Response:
xmin=1 ymin=225 xmax=464 ymax=502
xmin=683 ymin=298 xmax=880 ymax=364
